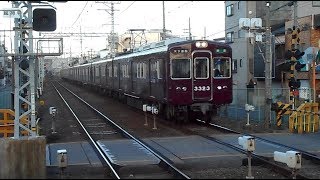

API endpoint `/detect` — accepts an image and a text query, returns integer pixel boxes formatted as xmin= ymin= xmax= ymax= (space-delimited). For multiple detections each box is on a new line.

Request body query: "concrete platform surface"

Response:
xmin=46 ymin=133 xmax=320 ymax=167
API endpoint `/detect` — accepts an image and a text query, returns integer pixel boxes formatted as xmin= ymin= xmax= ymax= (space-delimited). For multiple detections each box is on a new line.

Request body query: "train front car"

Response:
xmin=166 ymin=40 xmax=232 ymax=123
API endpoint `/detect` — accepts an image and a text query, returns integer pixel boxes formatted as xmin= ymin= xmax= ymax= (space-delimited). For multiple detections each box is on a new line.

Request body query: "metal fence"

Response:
xmin=0 ymin=85 xmax=12 ymax=109
xmin=217 ymin=88 xmax=316 ymax=126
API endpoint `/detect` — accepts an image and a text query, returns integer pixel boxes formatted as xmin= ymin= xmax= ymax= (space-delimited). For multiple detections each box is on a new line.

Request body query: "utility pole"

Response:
xmin=264 ymin=1 xmax=272 ymax=128
xmin=188 ymin=17 xmax=191 ymax=40
xmin=289 ymin=1 xmax=298 ymax=108
xmin=7 ymin=1 xmax=63 ymax=138
xmin=96 ymin=1 xmax=120 ymax=57
xmin=293 ymin=1 xmax=298 ymax=50
xmin=162 ymin=1 xmax=166 ymax=40
xmin=80 ymin=26 xmax=83 ymax=62
xmin=183 ymin=17 xmax=192 ymax=40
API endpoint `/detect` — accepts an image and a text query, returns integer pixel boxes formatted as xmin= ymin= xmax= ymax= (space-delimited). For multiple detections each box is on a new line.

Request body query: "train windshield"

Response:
xmin=213 ymin=57 xmax=231 ymax=78
xmin=171 ymin=58 xmax=191 ymax=79
xmin=194 ymin=57 xmax=209 ymax=79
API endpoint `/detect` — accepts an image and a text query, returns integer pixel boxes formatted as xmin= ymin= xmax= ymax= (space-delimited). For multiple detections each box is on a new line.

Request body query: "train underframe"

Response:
xmin=66 ymin=80 xmax=218 ymax=124
xmin=162 ymin=103 xmax=217 ymax=124
xmin=101 ymin=87 xmax=218 ymax=124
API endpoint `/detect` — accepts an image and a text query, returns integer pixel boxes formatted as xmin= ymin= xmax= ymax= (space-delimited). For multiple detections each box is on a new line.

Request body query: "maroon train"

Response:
xmin=60 ymin=38 xmax=233 ymax=123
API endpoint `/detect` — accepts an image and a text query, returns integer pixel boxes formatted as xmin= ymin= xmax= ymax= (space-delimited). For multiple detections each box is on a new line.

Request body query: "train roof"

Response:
xmin=113 ymin=37 xmax=186 ymax=60
xmin=70 ymin=38 xmax=231 ymax=68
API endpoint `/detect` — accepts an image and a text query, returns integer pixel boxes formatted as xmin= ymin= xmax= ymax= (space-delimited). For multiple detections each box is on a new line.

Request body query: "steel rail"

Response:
xmin=52 ymin=82 xmax=121 ymax=179
xmin=57 ymin=81 xmax=191 ymax=179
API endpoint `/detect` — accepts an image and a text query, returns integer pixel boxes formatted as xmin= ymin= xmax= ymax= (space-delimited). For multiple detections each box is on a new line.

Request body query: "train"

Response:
xmin=60 ymin=38 xmax=233 ymax=124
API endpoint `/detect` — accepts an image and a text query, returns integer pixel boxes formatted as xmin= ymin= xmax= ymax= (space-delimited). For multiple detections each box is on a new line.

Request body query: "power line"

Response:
xmin=118 ymin=1 xmax=136 ymax=16
xmin=167 ymin=1 xmax=194 ymax=14
xmin=71 ymin=1 xmax=89 ymax=27
xmin=205 ymin=25 xmax=238 ymax=39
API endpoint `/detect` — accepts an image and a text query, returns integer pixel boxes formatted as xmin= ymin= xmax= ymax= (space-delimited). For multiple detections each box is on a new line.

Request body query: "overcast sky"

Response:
xmin=0 ymin=1 xmax=225 ymax=56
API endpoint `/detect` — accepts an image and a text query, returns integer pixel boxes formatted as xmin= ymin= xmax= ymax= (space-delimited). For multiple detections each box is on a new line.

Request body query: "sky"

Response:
xmin=0 ymin=1 xmax=225 ymax=57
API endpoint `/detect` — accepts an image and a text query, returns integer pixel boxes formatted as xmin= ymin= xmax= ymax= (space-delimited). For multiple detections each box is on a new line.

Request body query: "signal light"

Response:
xmin=32 ymin=8 xmax=56 ymax=31
xmin=288 ymin=77 xmax=301 ymax=89
xmin=293 ymin=49 xmax=305 ymax=60
xmin=295 ymin=61 xmax=306 ymax=71
xmin=285 ymin=50 xmax=293 ymax=60
xmin=20 ymin=59 xmax=29 ymax=70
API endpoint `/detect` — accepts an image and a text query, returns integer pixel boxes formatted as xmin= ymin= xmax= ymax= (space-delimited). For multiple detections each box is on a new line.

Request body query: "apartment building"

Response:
xmin=225 ymin=1 xmax=320 ymax=105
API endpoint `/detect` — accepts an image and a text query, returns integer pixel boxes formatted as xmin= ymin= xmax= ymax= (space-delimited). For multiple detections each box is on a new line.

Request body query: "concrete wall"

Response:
xmin=0 ymin=136 xmax=46 ymax=179
xmin=297 ymin=1 xmax=320 ymax=18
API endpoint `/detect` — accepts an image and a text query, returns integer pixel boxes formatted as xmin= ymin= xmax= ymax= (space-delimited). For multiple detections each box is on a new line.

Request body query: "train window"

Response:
xmin=213 ymin=57 xmax=231 ymax=78
xmin=150 ymin=60 xmax=162 ymax=80
xmin=151 ymin=61 xmax=157 ymax=80
xmin=113 ymin=65 xmax=118 ymax=77
xmin=96 ymin=66 xmax=99 ymax=76
xmin=101 ymin=65 xmax=105 ymax=77
xmin=157 ymin=60 xmax=163 ymax=79
xmin=143 ymin=63 xmax=147 ymax=78
xmin=108 ymin=65 xmax=112 ymax=77
xmin=126 ymin=64 xmax=129 ymax=78
xmin=136 ymin=62 xmax=146 ymax=79
xmin=171 ymin=58 xmax=191 ymax=79
xmin=121 ymin=64 xmax=129 ymax=78
xmin=137 ymin=63 xmax=140 ymax=78
xmin=194 ymin=57 xmax=209 ymax=79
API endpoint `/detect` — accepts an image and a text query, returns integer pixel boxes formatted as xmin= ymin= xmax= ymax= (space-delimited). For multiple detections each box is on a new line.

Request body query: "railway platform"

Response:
xmin=46 ymin=132 xmax=320 ymax=167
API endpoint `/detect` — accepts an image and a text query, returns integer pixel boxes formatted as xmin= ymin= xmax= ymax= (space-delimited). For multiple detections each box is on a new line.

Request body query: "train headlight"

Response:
xmin=182 ymin=87 xmax=187 ymax=91
xmin=195 ymin=41 xmax=208 ymax=48
xmin=217 ymin=86 xmax=222 ymax=90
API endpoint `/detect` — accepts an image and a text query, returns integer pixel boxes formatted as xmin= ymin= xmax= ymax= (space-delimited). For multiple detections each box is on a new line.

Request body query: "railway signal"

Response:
xmin=288 ymin=77 xmax=300 ymax=89
xmin=32 ymin=8 xmax=56 ymax=31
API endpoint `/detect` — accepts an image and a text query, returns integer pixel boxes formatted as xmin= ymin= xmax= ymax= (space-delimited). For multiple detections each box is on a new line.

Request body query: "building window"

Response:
xmin=238 ymin=1 xmax=240 ymax=9
xmin=226 ymin=4 xmax=234 ymax=17
xmin=238 ymin=30 xmax=245 ymax=38
xmin=226 ymin=32 xmax=234 ymax=43
xmin=232 ymin=59 xmax=237 ymax=73
xmin=240 ymin=59 xmax=242 ymax=67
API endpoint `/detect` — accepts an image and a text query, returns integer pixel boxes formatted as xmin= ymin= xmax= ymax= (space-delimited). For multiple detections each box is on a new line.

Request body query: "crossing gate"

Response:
xmin=272 ymin=102 xmax=319 ymax=133
xmin=272 ymin=102 xmax=292 ymax=127
xmin=289 ymin=103 xmax=319 ymax=133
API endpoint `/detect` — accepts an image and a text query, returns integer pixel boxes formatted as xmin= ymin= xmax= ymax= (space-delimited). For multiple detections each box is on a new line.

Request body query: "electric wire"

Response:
xmin=71 ymin=1 xmax=89 ymax=27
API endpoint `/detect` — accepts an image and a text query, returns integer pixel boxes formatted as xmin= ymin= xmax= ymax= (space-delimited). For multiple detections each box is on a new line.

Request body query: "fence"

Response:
xmin=0 ymin=85 xmax=12 ymax=109
xmin=217 ymin=87 xmax=316 ymax=127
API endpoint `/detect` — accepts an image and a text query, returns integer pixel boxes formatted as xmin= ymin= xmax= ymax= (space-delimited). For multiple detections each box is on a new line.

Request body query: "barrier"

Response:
xmin=0 ymin=109 xmax=29 ymax=137
xmin=288 ymin=103 xmax=319 ymax=133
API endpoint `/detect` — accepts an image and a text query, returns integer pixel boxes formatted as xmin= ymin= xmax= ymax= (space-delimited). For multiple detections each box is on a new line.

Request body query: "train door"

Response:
xmin=150 ymin=58 xmax=164 ymax=99
xmin=192 ymin=51 xmax=212 ymax=101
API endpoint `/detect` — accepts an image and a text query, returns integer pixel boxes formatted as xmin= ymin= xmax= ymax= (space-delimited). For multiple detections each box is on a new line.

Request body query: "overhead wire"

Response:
xmin=71 ymin=1 xmax=89 ymax=27
xmin=118 ymin=1 xmax=136 ymax=17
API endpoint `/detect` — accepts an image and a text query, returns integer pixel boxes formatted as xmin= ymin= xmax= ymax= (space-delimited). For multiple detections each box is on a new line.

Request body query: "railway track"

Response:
xmin=54 ymin=78 xmax=320 ymax=178
xmin=184 ymin=119 xmax=320 ymax=179
xmin=52 ymin=81 xmax=190 ymax=179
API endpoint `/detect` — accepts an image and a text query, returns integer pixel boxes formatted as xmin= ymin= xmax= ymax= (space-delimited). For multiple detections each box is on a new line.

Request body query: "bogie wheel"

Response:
xmin=165 ymin=105 xmax=172 ymax=121
xmin=205 ymin=111 xmax=213 ymax=124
